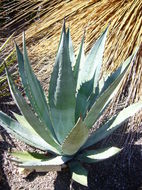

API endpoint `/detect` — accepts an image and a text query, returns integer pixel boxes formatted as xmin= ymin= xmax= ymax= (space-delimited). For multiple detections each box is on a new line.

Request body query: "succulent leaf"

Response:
xmin=73 ymin=35 xmax=85 ymax=91
xmin=77 ymin=27 xmax=108 ymax=88
xmin=88 ymin=54 xmax=135 ymax=110
xmin=57 ymin=19 xmax=66 ymax=51
xmin=17 ymin=156 xmax=71 ymax=172
xmin=10 ymin=151 xmax=50 ymax=163
xmin=0 ymin=111 xmax=54 ymax=151
xmin=15 ymin=43 xmax=34 ymax=107
xmin=22 ymin=33 xmax=56 ymax=138
xmin=49 ymin=22 xmax=76 ymax=143
xmin=12 ymin=112 xmax=58 ymax=153
xmin=67 ymin=28 xmax=75 ymax=66
xmin=99 ymin=54 xmax=134 ymax=94
xmin=68 ymin=161 xmax=88 ymax=187
xmin=83 ymin=101 xmax=142 ymax=149
xmin=12 ymin=112 xmax=38 ymax=134
xmin=75 ymin=27 xmax=108 ymax=122
xmin=75 ymin=76 xmax=94 ymax=121
xmin=92 ymin=27 xmax=109 ymax=91
xmin=62 ymin=118 xmax=89 ymax=155
xmin=82 ymin=117 xmax=116 ymax=150
xmin=6 ymin=69 xmax=61 ymax=152
xmin=77 ymin=147 xmax=121 ymax=163
xmin=84 ymin=56 xmax=133 ymax=129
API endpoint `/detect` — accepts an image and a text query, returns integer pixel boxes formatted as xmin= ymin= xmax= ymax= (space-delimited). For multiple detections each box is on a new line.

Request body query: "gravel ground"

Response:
xmin=1 ymin=103 xmax=142 ymax=190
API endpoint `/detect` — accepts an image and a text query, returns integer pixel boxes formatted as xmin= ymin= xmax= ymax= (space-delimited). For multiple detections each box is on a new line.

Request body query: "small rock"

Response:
xmin=0 ymin=134 xmax=3 ymax=141
xmin=18 ymin=168 xmax=32 ymax=177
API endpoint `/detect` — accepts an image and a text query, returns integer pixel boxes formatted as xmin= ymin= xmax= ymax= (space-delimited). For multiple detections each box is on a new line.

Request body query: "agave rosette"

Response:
xmin=0 ymin=21 xmax=142 ymax=186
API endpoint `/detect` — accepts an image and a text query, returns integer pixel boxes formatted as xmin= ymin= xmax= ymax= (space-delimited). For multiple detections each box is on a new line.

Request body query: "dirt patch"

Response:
xmin=0 ymin=133 xmax=142 ymax=189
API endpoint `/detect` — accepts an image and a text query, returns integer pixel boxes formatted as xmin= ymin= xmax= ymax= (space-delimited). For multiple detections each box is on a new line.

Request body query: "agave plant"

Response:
xmin=0 ymin=21 xmax=142 ymax=186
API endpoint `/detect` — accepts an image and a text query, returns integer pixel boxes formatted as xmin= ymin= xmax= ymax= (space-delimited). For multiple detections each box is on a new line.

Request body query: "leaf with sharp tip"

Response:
xmin=15 ymin=43 xmax=33 ymax=105
xmin=73 ymin=35 xmax=85 ymax=91
xmin=22 ymin=33 xmax=55 ymax=138
xmin=68 ymin=161 xmax=88 ymax=187
xmin=92 ymin=26 xmax=109 ymax=91
xmin=87 ymin=50 xmax=138 ymax=112
xmin=15 ymin=43 xmax=25 ymax=86
xmin=82 ymin=117 xmax=116 ymax=150
xmin=77 ymin=147 xmax=121 ymax=163
xmin=84 ymin=56 xmax=133 ymax=129
xmin=6 ymin=70 xmax=61 ymax=153
xmin=0 ymin=111 xmax=58 ymax=152
xmin=48 ymin=23 xmax=66 ymax=104
xmin=62 ymin=118 xmax=89 ymax=155
xmin=75 ymin=28 xmax=108 ymax=122
xmin=11 ymin=151 xmax=50 ymax=163
xmin=49 ymin=23 xmax=76 ymax=143
xmin=82 ymin=101 xmax=142 ymax=149
xmin=78 ymin=27 xmax=108 ymax=88
xmin=17 ymin=156 xmax=71 ymax=172
xmin=74 ymin=36 xmax=91 ymax=122
xmin=57 ymin=19 xmax=66 ymax=51
xmin=67 ymin=28 xmax=75 ymax=66
xmin=99 ymin=53 xmax=135 ymax=94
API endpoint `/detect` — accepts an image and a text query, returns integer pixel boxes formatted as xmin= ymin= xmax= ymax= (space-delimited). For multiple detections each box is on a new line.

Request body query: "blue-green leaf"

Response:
xmin=62 ymin=118 xmax=89 ymax=155
xmin=87 ymin=50 xmax=137 ymax=112
xmin=6 ymin=69 xmax=61 ymax=153
xmin=68 ymin=161 xmax=88 ymax=187
xmin=0 ymin=111 xmax=57 ymax=152
xmin=15 ymin=43 xmax=34 ymax=107
xmin=99 ymin=54 xmax=134 ymax=94
xmin=17 ymin=156 xmax=71 ymax=172
xmin=78 ymin=27 xmax=108 ymax=88
xmin=75 ymin=27 xmax=108 ymax=122
xmin=12 ymin=112 xmax=58 ymax=153
xmin=10 ymin=151 xmax=50 ymax=163
xmin=67 ymin=27 xmax=75 ymax=66
xmin=49 ymin=22 xmax=76 ymax=143
xmin=77 ymin=147 xmax=121 ymax=163
xmin=84 ymin=56 xmax=133 ymax=129
xmin=92 ymin=26 xmax=109 ymax=91
xmin=73 ymin=35 xmax=85 ymax=91
xmin=22 ymin=33 xmax=55 ymax=137
xmin=75 ymin=77 xmax=94 ymax=121
xmin=83 ymin=101 xmax=142 ymax=149
xmin=57 ymin=19 xmax=66 ymax=51
xmin=12 ymin=112 xmax=38 ymax=134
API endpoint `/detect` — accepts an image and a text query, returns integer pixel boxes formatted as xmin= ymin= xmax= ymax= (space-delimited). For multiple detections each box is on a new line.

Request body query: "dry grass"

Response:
xmin=23 ymin=0 xmax=142 ymax=106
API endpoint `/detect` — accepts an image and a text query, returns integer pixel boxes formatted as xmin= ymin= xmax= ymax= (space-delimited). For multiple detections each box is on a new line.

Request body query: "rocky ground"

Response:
xmin=0 ymin=101 xmax=142 ymax=190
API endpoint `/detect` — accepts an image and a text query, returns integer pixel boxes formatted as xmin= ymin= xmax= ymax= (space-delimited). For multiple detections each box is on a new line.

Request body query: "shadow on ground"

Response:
xmin=0 ymin=101 xmax=142 ymax=190
xmin=0 ymin=132 xmax=11 ymax=190
xmin=53 ymin=144 xmax=142 ymax=190
xmin=0 ymin=101 xmax=18 ymax=190
xmin=54 ymin=170 xmax=71 ymax=190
